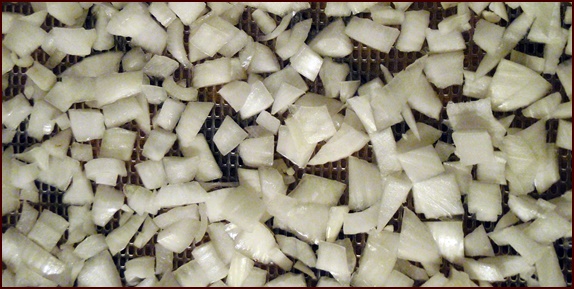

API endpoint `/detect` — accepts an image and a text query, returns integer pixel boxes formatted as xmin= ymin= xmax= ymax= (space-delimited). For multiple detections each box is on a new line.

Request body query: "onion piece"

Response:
xmin=276 ymin=19 xmax=312 ymax=60
xmin=174 ymin=259 xmax=209 ymax=287
xmin=316 ymin=241 xmax=351 ymax=285
xmin=219 ymin=187 xmax=265 ymax=232
xmin=273 ymin=200 xmax=330 ymax=245
xmin=165 ymin=19 xmax=191 ymax=68
xmin=324 ymin=3 xmax=351 ymax=17
xmin=288 ymin=174 xmax=345 ymax=207
xmin=452 ymin=130 xmax=495 ymax=166
xmin=61 ymin=51 xmax=124 ymax=77
xmin=168 ymin=2 xmax=205 ymax=26
xmin=398 ymin=208 xmax=441 ymax=265
xmin=308 ymin=123 xmax=369 ymax=166
xmin=462 ymin=258 xmax=504 ymax=282
xmin=3 ymin=20 xmax=48 ymax=58
xmin=213 ymin=116 xmax=248 ymax=156
xmin=15 ymin=202 xmax=39 ymax=236
xmin=91 ymin=4 xmax=117 ymax=51
xmin=49 ymin=27 xmax=96 ymax=56
xmin=556 ymin=119 xmax=572 ymax=150
xmin=66 ymin=205 xmax=96 ymax=246
xmin=397 ymin=144 xmax=444 ymax=182
xmin=289 ymin=44 xmax=324 ymax=82
xmin=535 ymin=246 xmax=566 ymax=287
xmin=343 ymin=203 xmax=379 ymax=235
xmin=74 ymin=234 xmax=108 ymax=260
xmin=26 ymin=62 xmax=56 ymax=91
xmin=107 ymin=3 xmax=167 ymax=55
xmin=3 ymin=227 xmax=66 ymax=281
xmin=319 ymin=57 xmax=349 ymax=98
xmin=352 ymin=230 xmax=399 ymax=286
xmin=265 ymin=273 xmax=306 ymax=287
xmin=523 ymin=210 xmax=571 ymax=244
xmin=157 ymin=218 xmax=200 ymax=254
xmin=412 ymin=173 xmax=464 ymax=219
xmin=394 ymin=259 xmax=428 ymax=281
xmin=317 ymin=276 xmax=344 ymax=287
xmin=181 ymin=134 xmax=223 ymax=182
xmin=271 ymin=82 xmax=306 ymax=115
xmin=255 ymin=111 xmax=281 ymax=135
xmin=143 ymin=55 xmax=179 ymax=80
xmin=63 ymin=171 xmax=94 ymax=206
xmin=38 ymin=155 xmax=81 ymax=191
xmin=225 ymin=222 xmax=288 ymax=266
xmin=154 ymin=244 xmax=173 ymax=276
xmin=149 ymin=2 xmax=176 ymax=27
xmin=396 ymin=10 xmax=430 ymax=52
xmin=141 ymin=129 xmax=177 ymax=161
xmin=91 ymin=185 xmax=124 ymax=227
xmin=190 ymin=17 xmax=237 ymax=58
xmin=193 ymin=57 xmax=237 ymax=88
xmin=257 ymin=11 xmax=294 ymax=42
xmin=238 ymin=135 xmax=274 ymax=167
xmin=227 ymin=251 xmax=254 ymax=287
xmin=489 ymin=226 xmax=548 ymax=266
xmin=463 ymin=71 xmax=492 ymax=99
xmin=252 ymin=9 xmax=276 ymax=34
xmin=309 ymin=18 xmax=353 ymax=58
xmin=28 ymin=210 xmax=69 ymax=251
xmin=100 ymin=128 xmax=137 ymax=161
xmin=125 ymin=256 xmax=155 ymax=286
xmin=276 ymin=124 xmax=316 ymax=168
xmin=122 ymin=48 xmax=148 ymax=72
xmin=446 ymin=99 xmax=507 ymax=148
xmin=84 ymin=158 xmax=126 ymax=186
xmin=556 ymin=58 xmax=572 ymax=100
xmin=45 ymin=2 xmax=83 ymax=26
xmin=276 ymin=235 xmax=317 ymax=267
xmin=348 ymin=156 xmax=383 ymax=211
xmin=105 ymin=214 xmax=146 ymax=255
xmin=192 ymin=242 xmax=229 ymax=283
xmin=123 ymin=185 xmax=156 ymax=216
xmin=176 ymin=102 xmax=213 ymax=147
xmin=2 ymin=94 xmax=32 ymax=130
xmin=426 ymin=221 xmax=464 ymax=265
xmin=377 ymin=173 xmax=412 ymax=231
xmin=465 ymin=225 xmax=495 ymax=257
xmin=77 ymin=250 xmax=121 ymax=287
xmin=370 ymin=5 xmax=405 ymax=25
xmin=345 ymin=17 xmax=400 ymax=53
xmin=291 ymin=105 xmax=336 ymax=143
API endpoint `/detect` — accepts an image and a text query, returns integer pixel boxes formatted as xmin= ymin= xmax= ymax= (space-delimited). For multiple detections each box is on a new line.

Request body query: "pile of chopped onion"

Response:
xmin=2 ymin=1 xmax=572 ymax=287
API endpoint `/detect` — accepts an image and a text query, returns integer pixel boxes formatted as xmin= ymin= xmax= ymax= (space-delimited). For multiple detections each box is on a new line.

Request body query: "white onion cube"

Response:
xmin=69 ymin=109 xmax=105 ymax=142
xmin=142 ymin=129 xmax=177 ymax=161
xmin=412 ymin=173 xmax=464 ymax=219
xmin=213 ymin=116 xmax=248 ymax=156
xmin=135 ymin=160 xmax=167 ymax=190
xmin=468 ymin=181 xmax=502 ymax=222
xmin=452 ymin=130 xmax=495 ymax=166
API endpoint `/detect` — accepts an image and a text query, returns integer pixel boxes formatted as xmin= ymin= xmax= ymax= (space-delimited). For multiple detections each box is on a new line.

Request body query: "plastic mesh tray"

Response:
xmin=2 ymin=2 xmax=572 ymax=287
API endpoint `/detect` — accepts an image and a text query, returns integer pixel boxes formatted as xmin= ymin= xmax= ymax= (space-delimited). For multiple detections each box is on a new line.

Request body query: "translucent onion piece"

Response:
xmin=316 ymin=242 xmax=351 ymax=285
xmin=345 ymin=17 xmax=400 ymax=53
xmin=308 ymin=123 xmax=369 ymax=166
xmin=74 ymin=234 xmax=108 ymax=260
xmin=426 ymin=221 xmax=464 ymax=265
xmin=352 ymin=230 xmax=398 ymax=286
xmin=412 ymin=173 xmax=464 ymax=219
xmin=77 ymin=250 xmax=121 ymax=287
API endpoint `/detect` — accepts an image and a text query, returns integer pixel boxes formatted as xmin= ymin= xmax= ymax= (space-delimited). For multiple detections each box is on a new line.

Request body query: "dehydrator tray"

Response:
xmin=2 ymin=2 xmax=572 ymax=287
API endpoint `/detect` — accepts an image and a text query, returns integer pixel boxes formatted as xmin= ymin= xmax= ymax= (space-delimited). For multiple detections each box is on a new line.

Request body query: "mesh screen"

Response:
xmin=2 ymin=2 xmax=572 ymax=287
